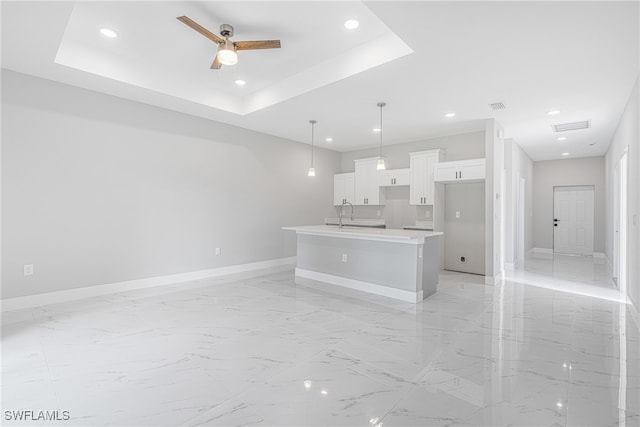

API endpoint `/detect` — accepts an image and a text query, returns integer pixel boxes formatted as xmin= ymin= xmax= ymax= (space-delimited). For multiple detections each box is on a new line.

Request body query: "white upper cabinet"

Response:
xmin=354 ymin=158 xmax=384 ymax=205
xmin=379 ymin=168 xmax=410 ymax=187
xmin=409 ymin=150 xmax=442 ymax=205
xmin=333 ymin=173 xmax=355 ymax=206
xmin=433 ymin=158 xmax=486 ymax=183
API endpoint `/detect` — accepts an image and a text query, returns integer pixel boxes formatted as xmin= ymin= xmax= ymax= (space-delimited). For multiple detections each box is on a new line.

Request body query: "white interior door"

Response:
xmin=553 ymin=186 xmax=594 ymax=255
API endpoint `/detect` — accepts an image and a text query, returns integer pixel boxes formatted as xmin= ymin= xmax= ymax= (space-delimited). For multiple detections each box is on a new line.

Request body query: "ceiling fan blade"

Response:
xmin=234 ymin=40 xmax=281 ymax=50
xmin=177 ymin=16 xmax=223 ymax=44
xmin=211 ymin=56 xmax=222 ymax=69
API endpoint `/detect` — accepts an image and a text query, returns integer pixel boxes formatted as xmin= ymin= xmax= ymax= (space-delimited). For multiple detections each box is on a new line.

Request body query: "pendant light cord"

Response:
xmin=310 ymin=119 xmax=316 ymax=167
xmin=379 ymin=105 xmax=383 ymax=158
xmin=377 ymin=102 xmax=386 ymax=159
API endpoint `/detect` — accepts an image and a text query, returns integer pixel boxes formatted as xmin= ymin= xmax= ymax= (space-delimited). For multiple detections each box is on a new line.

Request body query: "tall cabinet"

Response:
xmin=409 ymin=149 xmax=442 ymax=205
xmin=354 ymin=158 xmax=384 ymax=205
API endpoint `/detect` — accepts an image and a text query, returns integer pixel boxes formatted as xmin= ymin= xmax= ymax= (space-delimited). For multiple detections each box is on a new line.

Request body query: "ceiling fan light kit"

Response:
xmin=217 ymin=39 xmax=238 ymax=65
xmin=177 ymin=16 xmax=281 ymax=69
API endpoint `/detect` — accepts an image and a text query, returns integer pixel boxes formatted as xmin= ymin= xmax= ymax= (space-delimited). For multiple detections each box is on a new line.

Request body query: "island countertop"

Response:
xmin=282 ymin=224 xmax=443 ymax=244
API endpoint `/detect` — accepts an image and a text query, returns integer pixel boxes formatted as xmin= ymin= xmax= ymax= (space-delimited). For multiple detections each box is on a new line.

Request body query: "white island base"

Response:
xmin=283 ymin=225 xmax=442 ymax=303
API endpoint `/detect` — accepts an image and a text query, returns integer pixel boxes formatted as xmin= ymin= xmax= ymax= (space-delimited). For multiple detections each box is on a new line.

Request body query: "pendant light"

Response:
xmin=376 ymin=102 xmax=386 ymax=170
xmin=308 ymin=120 xmax=317 ymax=177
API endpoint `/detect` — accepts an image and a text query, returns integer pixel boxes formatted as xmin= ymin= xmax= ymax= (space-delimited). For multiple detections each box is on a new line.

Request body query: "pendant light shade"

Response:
xmin=308 ymin=120 xmax=317 ymax=177
xmin=376 ymin=102 xmax=386 ymax=171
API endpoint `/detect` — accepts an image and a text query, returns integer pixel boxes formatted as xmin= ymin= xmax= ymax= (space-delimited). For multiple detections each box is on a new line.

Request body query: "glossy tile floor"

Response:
xmin=2 ymin=254 xmax=639 ymax=426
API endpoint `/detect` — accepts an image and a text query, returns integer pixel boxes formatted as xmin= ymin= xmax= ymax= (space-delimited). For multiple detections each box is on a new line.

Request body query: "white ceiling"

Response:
xmin=2 ymin=1 xmax=638 ymax=161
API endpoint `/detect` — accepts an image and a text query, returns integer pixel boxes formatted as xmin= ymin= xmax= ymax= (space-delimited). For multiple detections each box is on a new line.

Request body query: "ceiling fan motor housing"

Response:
xmin=220 ymin=24 xmax=234 ymax=38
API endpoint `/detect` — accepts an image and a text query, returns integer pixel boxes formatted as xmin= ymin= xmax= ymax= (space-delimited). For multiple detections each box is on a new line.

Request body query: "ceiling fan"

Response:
xmin=177 ymin=16 xmax=281 ymax=69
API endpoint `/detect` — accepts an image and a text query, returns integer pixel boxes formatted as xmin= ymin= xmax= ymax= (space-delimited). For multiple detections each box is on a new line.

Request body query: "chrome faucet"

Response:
xmin=338 ymin=201 xmax=354 ymax=229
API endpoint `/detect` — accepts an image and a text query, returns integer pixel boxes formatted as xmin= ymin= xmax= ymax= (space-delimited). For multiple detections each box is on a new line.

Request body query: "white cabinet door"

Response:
xmin=333 ymin=173 xmax=355 ymax=206
xmin=393 ymin=168 xmax=410 ymax=186
xmin=379 ymin=170 xmax=394 ymax=187
xmin=354 ymin=158 xmax=383 ymax=205
xmin=379 ymin=168 xmax=410 ymax=187
xmin=409 ymin=150 xmax=441 ymax=205
xmin=410 ymin=153 xmax=426 ymax=204
xmin=459 ymin=161 xmax=485 ymax=181
xmin=433 ymin=163 xmax=459 ymax=182
xmin=433 ymin=158 xmax=485 ymax=183
xmin=424 ymin=154 xmax=439 ymax=204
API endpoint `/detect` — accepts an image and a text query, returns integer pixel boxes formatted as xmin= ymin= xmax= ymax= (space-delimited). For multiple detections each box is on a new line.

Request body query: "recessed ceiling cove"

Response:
xmin=54 ymin=1 xmax=413 ymax=115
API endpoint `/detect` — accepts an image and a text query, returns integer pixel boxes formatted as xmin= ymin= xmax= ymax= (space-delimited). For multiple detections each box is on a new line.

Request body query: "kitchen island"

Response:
xmin=282 ymin=225 xmax=443 ymax=303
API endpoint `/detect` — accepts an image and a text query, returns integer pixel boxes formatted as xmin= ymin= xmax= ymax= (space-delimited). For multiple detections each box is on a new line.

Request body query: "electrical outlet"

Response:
xmin=342 ymin=253 xmax=348 ymax=263
xmin=460 ymin=256 xmax=466 ymax=263
xmin=455 ymin=211 xmax=461 ymax=219
xmin=23 ymin=264 xmax=34 ymax=276
xmin=215 ymin=248 xmax=221 ymax=255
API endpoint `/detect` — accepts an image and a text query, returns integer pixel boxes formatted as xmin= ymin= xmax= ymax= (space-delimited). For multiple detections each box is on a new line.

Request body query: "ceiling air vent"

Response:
xmin=489 ymin=102 xmax=506 ymax=110
xmin=552 ymin=120 xmax=590 ymax=132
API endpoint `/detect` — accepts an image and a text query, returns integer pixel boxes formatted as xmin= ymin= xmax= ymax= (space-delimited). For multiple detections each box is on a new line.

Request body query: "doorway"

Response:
xmin=553 ymin=186 xmax=594 ymax=255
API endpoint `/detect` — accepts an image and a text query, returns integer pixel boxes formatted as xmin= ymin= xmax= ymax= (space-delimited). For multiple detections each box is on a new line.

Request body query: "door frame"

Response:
xmin=614 ymin=148 xmax=629 ymax=293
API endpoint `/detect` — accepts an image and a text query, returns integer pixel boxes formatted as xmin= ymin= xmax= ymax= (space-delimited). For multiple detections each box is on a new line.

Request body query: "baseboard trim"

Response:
xmin=605 ymin=254 xmax=613 ymax=273
xmin=1 ymin=257 xmax=297 ymax=312
xmin=532 ymin=247 xmax=553 ymax=254
xmin=295 ymin=268 xmax=423 ymax=303
xmin=485 ymin=271 xmax=505 ymax=285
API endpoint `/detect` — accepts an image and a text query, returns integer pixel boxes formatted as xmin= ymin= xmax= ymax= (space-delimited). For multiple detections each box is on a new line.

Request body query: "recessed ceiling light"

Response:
xmin=562 ymin=152 xmax=570 ymax=156
xmin=372 ymin=128 xmax=381 ymax=133
xmin=344 ymin=19 xmax=359 ymax=30
xmin=547 ymin=110 xmax=561 ymax=115
xmin=320 ymin=389 xmax=328 ymax=395
xmin=100 ymin=28 xmax=118 ymax=38
xmin=557 ymin=137 xmax=567 ymax=141
xmin=445 ymin=112 xmax=456 ymax=118
xmin=556 ymin=401 xmax=563 ymax=408
xmin=235 ymin=79 xmax=246 ymax=86
xmin=325 ymin=137 xmax=333 ymax=142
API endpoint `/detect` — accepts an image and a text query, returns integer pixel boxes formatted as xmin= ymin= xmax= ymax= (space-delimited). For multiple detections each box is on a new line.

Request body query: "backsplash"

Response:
xmin=335 ymin=187 xmax=433 ymax=229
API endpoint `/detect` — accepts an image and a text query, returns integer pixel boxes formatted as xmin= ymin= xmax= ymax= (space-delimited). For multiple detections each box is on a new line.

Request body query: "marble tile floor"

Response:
xmin=2 ymin=255 xmax=639 ymax=426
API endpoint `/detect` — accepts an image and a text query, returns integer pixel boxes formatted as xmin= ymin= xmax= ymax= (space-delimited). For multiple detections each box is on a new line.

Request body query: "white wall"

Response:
xmin=1 ymin=71 xmax=341 ymax=299
xmin=605 ymin=77 xmax=639 ymax=310
xmin=504 ymin=138 xmax=534 ymax=266
xmin=532 ymin=157 xmax=606 ymax=252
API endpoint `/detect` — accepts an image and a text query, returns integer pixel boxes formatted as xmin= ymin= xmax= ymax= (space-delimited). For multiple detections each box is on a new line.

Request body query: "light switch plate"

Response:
xmin=23 ymin=264 xmax=34 ymax=276
xmin=455 ymin=211 xmax=461 ymax=219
